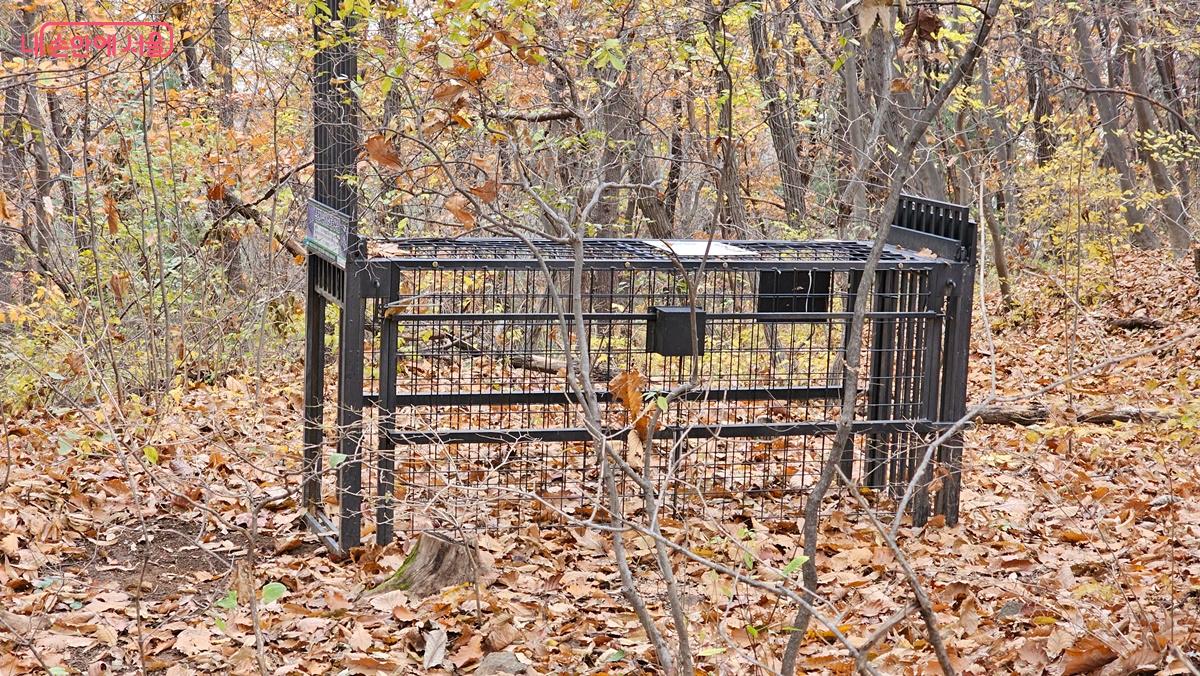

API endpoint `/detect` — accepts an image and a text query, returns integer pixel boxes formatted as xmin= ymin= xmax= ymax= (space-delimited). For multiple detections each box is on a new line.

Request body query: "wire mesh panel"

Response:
xmin=302 ymin=196 xmax=977 ymax=554
xmin=350 ymin=242 xmax=943 ymax=535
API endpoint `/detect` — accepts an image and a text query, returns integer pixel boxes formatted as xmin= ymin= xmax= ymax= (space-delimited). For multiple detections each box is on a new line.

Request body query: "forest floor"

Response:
xmin=1 ymin=249 xmax=1199 ymax=675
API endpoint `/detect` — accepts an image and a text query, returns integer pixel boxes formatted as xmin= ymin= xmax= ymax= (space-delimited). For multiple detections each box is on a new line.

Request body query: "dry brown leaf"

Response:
xmin=174 ymin=626 xmax=214 ymax=656
xmin=858 ymin=0 xmax=892 ymax=38
xmin=423 ymin=628 xmax=448 ymax=669
xmin=348 ymin=623 xmax=373 ymax=651
xmin=103 ymin=193 xmax=121 ymax=234
xmin=485 ymin=620 xmax=519 ymax=652
xmin=432 ymin=82 xmax=466 ymax=103
xmin=958 ymin=595 xmax=982 ymax=634
xmin=1060 ymin=635 xmax=1118 ymax=675
xmin=451 ymin=633 xmax=484 ymax=668
xmin=609 ymin=370 xmax=649 ymax=439
xmin=469 ymin=178 xmax=500 ymax=203
xmin=445 ymin=194 xmax=476 ymax=228
xmin=344 ymin=656 xmax=400 ymax=676
xmin=1059 ymin=530 xmax=1090 ymax=543
xmin=364 ymin=134 xmax=404 ymax=170
xmin=0 ymin=609 xmax=43 ymax=635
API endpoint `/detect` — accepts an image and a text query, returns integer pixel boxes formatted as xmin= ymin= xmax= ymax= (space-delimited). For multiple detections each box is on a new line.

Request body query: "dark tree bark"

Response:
xmin=1154 ymin=45 xmax=1193 ymax=210
xmin=1118 ymin=8 xmax=1191 ymax=253
xmin=662 ymin=96 xmax=684 ymax=226
xmin=212 ymin=2 xmax=234 ymax=127
xmin=708 ymin=10 xmax=746 ymax=233
xmin=1015 ymin=1 xmax=1057 ymax=165
xmin=1071 ymin=12 xmax=1162 ymax=249
xmin=44 ymin=92 xmax=80 ymax=247
xmin=748 ymin=2 xmax=806 ymax=225
xmin=975 ymin=56 xmax=1014 ymax=308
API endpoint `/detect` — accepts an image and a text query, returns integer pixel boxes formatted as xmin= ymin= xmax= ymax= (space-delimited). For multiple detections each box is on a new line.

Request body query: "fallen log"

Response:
xmin=973 ymin=404 xmax=1171 ymax=426
xmin=1106 ymin=316 xmax=1166 ymax=331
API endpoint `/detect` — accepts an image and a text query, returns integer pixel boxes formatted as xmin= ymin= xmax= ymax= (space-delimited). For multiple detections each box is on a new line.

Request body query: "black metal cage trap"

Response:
xmin=301 ymin=10 xmax=976 ymax=555
xmin=301 ymin=201 xmax=976 ymax=553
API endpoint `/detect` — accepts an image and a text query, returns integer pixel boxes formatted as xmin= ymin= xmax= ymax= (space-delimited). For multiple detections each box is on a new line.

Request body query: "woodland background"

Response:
xmin=1 ymin=0 xmax=1200 ymax=673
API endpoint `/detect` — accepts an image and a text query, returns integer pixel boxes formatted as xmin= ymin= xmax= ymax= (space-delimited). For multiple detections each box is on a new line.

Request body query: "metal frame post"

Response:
xmin=934 ymin=260 xmax=975 ymax=525
xmin=312 ymin=0 xmax=362 ymax=551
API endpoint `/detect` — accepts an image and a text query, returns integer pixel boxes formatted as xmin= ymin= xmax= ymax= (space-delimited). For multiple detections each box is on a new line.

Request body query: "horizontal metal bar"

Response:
xmin=363 ymin=259 xmax=944 ymax=273
xmin=314 ymin=286 xmax=344 ymax=306
xmin=387 ymin=386 xmax=844 ymax=408
xmin=383 ymin=419 xmax=947 ymax=445
xmin=380 ymin=310 xmax=940 ymax=322
xmin=887 ymin=228 xmax=963 ymax=262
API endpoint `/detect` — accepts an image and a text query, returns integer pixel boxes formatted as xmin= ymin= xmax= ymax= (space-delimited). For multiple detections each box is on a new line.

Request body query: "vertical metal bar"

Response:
xmin=911 ymin=266 xmax=948 ymax=526
xmin=864 ymin=270 xmax=897 ymax=490
xmin=337 ymin=287 xmax=365 ymax=550
xmin=303 ymin=260 xmax=326 ymax=512
xmin=935 ymin=261 xmax=975 ymax=526
xmin=375 ymin=270 xmax=399 ymax=545
xmin=838 ymin=271 xmax=860 ymax=484
xmin=314 ymin=0 xmax=361 ymax=549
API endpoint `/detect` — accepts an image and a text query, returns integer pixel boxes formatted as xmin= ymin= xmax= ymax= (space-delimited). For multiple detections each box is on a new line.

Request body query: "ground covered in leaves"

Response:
xmin=2 ymin=250 xmax=1198 ymax=675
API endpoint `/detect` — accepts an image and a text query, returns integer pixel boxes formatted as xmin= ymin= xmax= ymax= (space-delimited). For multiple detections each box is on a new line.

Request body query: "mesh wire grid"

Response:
xmin=307 ymin=256 xmax=952 ymax=539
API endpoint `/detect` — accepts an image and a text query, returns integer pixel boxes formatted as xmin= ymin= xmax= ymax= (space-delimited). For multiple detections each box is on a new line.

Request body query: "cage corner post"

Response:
xmin=935 ymin=257 xmax=975 ymax=527
xmin=935 ymin=211 xmax=978 ymax=527
xmin=302 ymin=258 xmax=329 ymax=534
xmin=310 ymin=0 xmax=362 ymax=554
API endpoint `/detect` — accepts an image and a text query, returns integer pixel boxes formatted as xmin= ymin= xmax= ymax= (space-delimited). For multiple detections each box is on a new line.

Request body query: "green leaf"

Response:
xmin=601 ymin=649 xmax=626 ymax=662
xmin=215 ymin=589 xmax=238 ymax=610
xmin=656 ymin=395 xmax=668 ymax=412
xmin=328 ymin=452 xmax=347 ymax=469
xmin=437 ymin=52 xmax=453 ymax=69
xmin=212 ymin=613 xmax=228 ymax=631
xmin=782 ymin=554 xmax=809 ymax=576
xmin=261 ymin=582 xmax=287 ymax=604
xmin=743 ymin=551 xmax=754 ymax=569
xmin=49 ymin=668 xmax=68 ymax=676
xmin=746 ymin=624 xmax=760 ymax=639
xmin=143 ymin=445 xmax=159 ymax=465
xmin=698 ymin=647 xmax=727 ymax=657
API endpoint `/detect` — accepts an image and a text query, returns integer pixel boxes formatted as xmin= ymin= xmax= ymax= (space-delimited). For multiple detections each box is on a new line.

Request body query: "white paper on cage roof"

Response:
xmin=642 ymin=239 xmax=756 ymax=257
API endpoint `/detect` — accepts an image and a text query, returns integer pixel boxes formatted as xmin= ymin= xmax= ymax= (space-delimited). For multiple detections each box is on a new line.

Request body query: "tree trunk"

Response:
xmin=212 ymin=3 xmax=234 ymax=127
xmin=1014 ymin=2 xmax=1057 ymax=165
xmin=22 ymin=86 xmax=56 ymax=272
xmin=708 ymin=13 xmax=746 ymax=233
xmin=977 ymin=55 xmax=1014 ymax=308
xmin=1119 ymin=10 xmax=1192 ymax=253
xmin=835 ymin=19 xmax=867 ymax=237
xmin=974 ymin=403 xmax=1169 ymax=426
xmin=367 ymin=532 xmax=481 ymax=599
xmin=44 ymin=92 xmax=80 ymax=248
xmin=1153 ymin=45 xmax=1192 ymax=211
xmin=1071 ymin=12 xmax=1161 ymax=249
xmin=748 ymin=3 xmax=806 ymax=225
xmin=663 ymin=96 xmax=684 ymax=227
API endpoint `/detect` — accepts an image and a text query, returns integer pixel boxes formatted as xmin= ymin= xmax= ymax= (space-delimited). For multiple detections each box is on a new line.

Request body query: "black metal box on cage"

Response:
xmin=302 ymin=8 xmax=975 ymax=555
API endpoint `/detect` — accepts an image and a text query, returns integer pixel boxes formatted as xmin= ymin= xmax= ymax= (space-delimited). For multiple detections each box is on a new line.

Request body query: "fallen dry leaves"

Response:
xmin=1 ymin=249 xmax=1198 ymax=674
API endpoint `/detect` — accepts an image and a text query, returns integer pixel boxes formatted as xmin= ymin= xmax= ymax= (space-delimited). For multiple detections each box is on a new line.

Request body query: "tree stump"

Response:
xmin=367 ymin=532 xmax=479 ymax=599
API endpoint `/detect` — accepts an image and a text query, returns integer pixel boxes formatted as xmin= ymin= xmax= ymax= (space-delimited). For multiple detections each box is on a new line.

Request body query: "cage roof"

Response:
xmin=367 ymin=237 xmax=947 ymax=267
